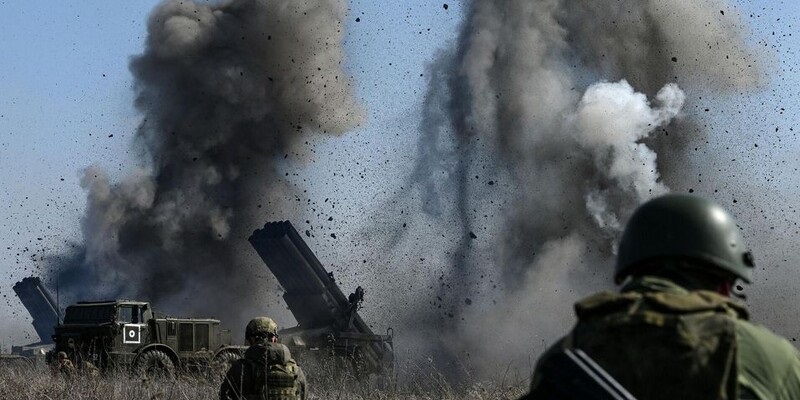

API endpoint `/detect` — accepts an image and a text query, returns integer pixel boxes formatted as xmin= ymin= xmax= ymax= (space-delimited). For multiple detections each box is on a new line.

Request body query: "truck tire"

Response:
xmin=134 ymin=349 xmax=175 ymax=378
xmin=213 ymin=350 xmax=241 ymax=372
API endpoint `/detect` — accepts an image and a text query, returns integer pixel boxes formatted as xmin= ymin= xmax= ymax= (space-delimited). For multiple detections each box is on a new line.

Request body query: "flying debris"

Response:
xmin=249 ymin=221 xmax=395 ymax=377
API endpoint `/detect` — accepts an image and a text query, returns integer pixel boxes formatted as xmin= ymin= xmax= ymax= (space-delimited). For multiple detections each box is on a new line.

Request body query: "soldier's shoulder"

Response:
xmin=268 ymin=342 xmax=295 ymax=360
xmin=270 ymin=342 xmax=292 ymax=352
xmin=225 ymin=358 xmax=247 ymax=375
xmin=735 ymin=320 xmax=800 ymax=398
xmin=532 ymin=336 xmax=570 ymax=371
xmin=735 ymin=319 xmax=797 ymax=358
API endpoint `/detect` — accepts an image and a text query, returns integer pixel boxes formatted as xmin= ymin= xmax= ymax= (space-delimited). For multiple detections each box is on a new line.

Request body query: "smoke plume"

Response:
xmin=48 ymin=0 xmax=363 ymax=326
xmin=406 ymin=0 xmax=762 ymax=376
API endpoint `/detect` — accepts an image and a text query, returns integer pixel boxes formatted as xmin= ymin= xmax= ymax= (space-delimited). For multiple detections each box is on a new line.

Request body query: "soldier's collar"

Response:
xmin=620 ymin=276 xmax=690 ymax=294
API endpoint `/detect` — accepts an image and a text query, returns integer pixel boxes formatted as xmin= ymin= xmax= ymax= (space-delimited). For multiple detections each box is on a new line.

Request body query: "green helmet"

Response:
xmin=245 ymin=317 xmax=278 ymax=339
xmin=615 ymin=194 xmax=755 ymax=284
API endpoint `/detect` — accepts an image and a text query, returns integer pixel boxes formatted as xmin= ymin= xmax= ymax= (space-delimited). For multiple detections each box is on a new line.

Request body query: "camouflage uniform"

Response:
xmin=525 ymin=195 xmax=800 ymax=399
xmin=82 ymin=361 xmax=101 ymax=378
xmin=220 ymin=317 xmax=307 ymax=400
xmin=527 ymin=276 xmax=800 ymax=399
xmin=51 ymin=351 xmax=76 ymax=379
xmin=220 ymin=343 xmax=307 ymax=400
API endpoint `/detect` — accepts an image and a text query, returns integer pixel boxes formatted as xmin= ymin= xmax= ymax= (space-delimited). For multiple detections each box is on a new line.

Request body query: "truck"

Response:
xmin=51 ymin=299 xmax=239 ymax=374
xmin=248 ymin=221 xmax=395 ymax=378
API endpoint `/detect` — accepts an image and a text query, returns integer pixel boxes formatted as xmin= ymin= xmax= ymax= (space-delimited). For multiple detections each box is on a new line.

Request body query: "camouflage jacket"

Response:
xmin=51 ymin=359 xmax=76 ymax=378
xmin=219 ymin=343 xmax=306 ymax=400
xmin=526 ymin=276 xmax=800 ymax=399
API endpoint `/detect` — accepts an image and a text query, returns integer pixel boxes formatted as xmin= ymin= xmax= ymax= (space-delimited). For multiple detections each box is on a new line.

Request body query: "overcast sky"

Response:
xmin=2 ymin=0 xmax=800 ymax=349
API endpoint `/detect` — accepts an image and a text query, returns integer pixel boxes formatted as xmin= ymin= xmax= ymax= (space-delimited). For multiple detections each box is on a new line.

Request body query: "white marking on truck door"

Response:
xmin=123 ymin=324 xmax=143 ymax=344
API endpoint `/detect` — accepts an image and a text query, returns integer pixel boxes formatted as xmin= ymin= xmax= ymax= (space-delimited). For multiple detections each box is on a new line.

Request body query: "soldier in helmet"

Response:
xmin=51 ymin=351 xmax=76 ymax=378
xmin=220 ymin=317 xmax=307 ymax=400
xmin=524 ymin=194 xmax=800 ymax=399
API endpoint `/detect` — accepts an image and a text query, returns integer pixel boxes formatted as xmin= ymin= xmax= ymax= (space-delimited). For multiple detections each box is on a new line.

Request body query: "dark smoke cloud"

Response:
xmin=48 ymin=0 xmax=363 ymax=327
xmin=403 ymin=0 xmax=763 ymax=376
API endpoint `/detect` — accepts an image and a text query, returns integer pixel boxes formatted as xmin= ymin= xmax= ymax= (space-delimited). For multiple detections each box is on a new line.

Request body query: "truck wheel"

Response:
xmin=213 ymin=350 xmax=240 ymax=371
xmin=134 ymin=349 xmax=175 ymax=378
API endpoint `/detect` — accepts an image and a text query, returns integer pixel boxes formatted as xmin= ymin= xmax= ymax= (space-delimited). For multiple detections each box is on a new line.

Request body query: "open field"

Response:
xmin=0 ymin=362 xmax=529 ymax=399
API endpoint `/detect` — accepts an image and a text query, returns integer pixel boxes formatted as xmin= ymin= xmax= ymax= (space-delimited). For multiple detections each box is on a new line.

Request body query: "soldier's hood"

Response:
xmin=243 ymin=343 xmax=291 ymax=366
xmin=577 ymin=276 xmax=749 ymax=321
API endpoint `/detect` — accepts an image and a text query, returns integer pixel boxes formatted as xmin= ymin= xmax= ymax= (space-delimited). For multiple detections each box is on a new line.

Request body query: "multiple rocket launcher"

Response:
xmin=12 ymin=277 xmax=59 ymax=346
xmin=9 ymin=277 xmax=59 ymax=357
xmin=249 ymin=221 xmax=394 ymax=375
xmin=10 ymin=221 xmax=394 ymax=375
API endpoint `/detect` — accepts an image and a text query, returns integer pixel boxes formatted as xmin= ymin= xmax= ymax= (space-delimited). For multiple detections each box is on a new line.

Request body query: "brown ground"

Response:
xmin=0 ymin=361 xmax=529 ymax=399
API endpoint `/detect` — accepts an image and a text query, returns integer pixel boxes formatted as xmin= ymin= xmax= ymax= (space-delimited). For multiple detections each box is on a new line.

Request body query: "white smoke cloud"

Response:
xmin=574 ymin=80 xmax=685 ymax=234
xmin=405 ymin=0 xmax=763 ymax=380
xmin=437 ymin=80 xmax=686 ymax=376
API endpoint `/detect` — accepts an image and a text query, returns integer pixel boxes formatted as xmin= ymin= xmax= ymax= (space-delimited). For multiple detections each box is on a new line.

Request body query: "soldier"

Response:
xmin=81 ymin=360 xmax=101 ymax=379
xmin=524 ymin=194 xmax=800 ymax=399
xmin=220 ymin=317 xmax=307 ymax=400
xmin=51 ymin=351 xmax=76 ymax=379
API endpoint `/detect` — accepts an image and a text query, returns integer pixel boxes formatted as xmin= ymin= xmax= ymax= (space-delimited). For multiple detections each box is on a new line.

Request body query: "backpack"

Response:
xmin=562 ymin=290 xmax=741 ymax=400
xmin=242 ymin=343 xmax=302 ymax=400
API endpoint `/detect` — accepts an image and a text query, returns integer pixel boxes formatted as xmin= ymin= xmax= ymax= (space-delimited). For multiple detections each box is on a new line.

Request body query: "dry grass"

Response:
xmin=0 ymin=359 xmax=529 ymax=399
